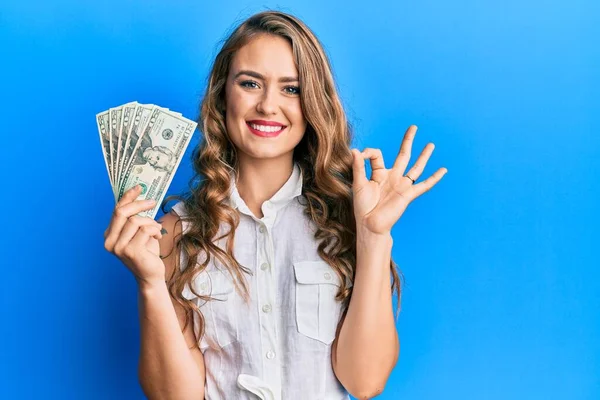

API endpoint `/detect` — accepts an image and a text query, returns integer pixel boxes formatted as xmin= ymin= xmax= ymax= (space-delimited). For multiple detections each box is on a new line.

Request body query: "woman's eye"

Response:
xmin=285 ymin=86 xmax=300 ymax=95
xmin=240 ymin=80 xmax=259 ymax=89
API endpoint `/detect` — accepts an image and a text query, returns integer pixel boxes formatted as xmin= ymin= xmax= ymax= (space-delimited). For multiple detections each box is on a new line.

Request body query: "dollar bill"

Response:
xmin=117 ymin=104 xmax=175 ymax=187
xmin=117 ymin=107 xmax=197 ymax=219
xmin=117 ymin=103 xmax=155 ymax=190
xmin=116 ymin=101 xmax=139 ymax=188
xmin=96 ymin=110 xmax=113 ymax=187
xmin=108 ymin=107 xmax=124 ymax=198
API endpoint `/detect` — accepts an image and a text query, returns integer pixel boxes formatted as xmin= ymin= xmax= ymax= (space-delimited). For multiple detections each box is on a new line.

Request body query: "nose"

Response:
xmin=256 ymin=87 xmax=277 ymax=116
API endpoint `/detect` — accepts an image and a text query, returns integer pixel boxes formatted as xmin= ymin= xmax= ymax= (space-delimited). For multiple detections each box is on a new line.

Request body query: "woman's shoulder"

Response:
xmin=158 ymin=200 xmax=191 ymax=240
xmin=168 ymin=200 xmax=188 ymax=218
xmin=156 ymin=202 xmax=187 ymax=273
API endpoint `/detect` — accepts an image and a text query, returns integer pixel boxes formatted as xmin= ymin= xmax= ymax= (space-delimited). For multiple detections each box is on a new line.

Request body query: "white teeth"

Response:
xmin=250 ymin=123 xmax=283 ymax=133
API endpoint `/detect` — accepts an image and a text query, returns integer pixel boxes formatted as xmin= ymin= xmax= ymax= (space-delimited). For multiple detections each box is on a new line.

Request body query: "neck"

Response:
xmin=234 ymin=154 xmax=295 ymax=213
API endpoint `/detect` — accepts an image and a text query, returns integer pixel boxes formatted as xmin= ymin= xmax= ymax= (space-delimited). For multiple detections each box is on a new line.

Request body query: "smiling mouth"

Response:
xmin=246 ymin=122 xmax=286 ymax=137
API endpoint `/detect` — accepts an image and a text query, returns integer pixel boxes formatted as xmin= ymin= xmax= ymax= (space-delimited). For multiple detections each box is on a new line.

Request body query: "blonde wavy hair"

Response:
xmin=162 ymin=10 xmax=403 ymax=350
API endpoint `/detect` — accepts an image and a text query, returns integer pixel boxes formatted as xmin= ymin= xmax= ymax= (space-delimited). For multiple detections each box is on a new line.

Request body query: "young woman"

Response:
xmin=103 ymin=10 xmax=447 ymax=400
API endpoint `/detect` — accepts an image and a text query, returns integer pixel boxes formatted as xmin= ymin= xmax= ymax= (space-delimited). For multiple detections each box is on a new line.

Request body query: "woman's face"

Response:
xmin=225 ymin=34 xmax=307 ymax=161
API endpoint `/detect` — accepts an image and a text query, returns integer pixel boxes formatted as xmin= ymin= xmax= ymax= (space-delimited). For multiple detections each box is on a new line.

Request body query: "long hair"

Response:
xmin=162 ymin=10 xmax=403 ymax=350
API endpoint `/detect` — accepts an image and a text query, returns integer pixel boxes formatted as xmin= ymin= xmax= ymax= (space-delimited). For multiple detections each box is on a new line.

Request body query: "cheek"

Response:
xmin=287 ymin=102 xmax=306 ymax=129
xmin=227 ymin=93 xmax=254 ymax=135
xmin=226 ymin=88 xmax=252 ymax=118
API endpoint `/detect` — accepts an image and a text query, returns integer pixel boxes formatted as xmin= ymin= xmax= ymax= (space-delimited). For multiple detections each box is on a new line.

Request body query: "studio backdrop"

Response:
xmin=1 ymin=0 xmax=598 ymax=399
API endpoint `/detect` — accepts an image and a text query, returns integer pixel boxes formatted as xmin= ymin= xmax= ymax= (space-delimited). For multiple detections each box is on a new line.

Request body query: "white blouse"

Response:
xmin=171 ymin=162 xmax=352 ymax=400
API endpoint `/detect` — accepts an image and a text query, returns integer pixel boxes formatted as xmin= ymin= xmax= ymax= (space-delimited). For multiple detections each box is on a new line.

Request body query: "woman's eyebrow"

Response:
xmin=234 ymin=70 xmax=298 ymax=83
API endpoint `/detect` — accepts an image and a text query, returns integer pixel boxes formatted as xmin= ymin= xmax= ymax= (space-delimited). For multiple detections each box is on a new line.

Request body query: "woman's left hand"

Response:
xmin=351 ymin=125 xmax=448 ymax=235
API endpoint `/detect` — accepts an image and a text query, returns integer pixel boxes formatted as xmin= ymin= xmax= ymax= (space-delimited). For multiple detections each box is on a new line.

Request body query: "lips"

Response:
xmin=246 ymin=120 xmax=287 ymax=138
xmin=247 ymin=119 xmax=286 ymax=127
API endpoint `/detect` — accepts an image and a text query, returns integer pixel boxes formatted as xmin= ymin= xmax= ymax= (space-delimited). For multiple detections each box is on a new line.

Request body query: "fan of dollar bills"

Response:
xmin=96 ymin=101 xmax=198 ymax=219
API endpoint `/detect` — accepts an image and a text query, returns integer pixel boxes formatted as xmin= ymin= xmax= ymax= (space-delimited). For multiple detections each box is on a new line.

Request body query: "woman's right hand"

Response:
xmin=103 ymin=185 xmax=166 ymax=286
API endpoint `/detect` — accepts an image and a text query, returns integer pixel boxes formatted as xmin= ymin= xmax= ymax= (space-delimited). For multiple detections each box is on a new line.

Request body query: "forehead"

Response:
xmin=230 ymin=34 xmax=298 ymax=78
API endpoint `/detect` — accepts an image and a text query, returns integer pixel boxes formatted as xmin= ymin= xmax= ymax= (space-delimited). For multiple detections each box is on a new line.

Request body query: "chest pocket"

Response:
xmin=293 ymin=260 xmax=344 ymax=345
xmin=183 ymin=269 xmax=239 ymax=349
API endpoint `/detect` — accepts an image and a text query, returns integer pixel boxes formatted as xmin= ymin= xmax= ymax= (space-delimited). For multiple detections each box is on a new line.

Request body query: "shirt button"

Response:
xmin=266 ymin=350 xmax=276 ymax=359
xmin=260 ymin=262 xmax=270 ymax=271
xmin=200 ymin=282 xmax=208 ymax=290
xmin=259 ymin=225 xmax=266 ymax=233
xmin=262 ymin=304 xmax=272 ymax=313
xmin=324 ymin=272 xmax=332 ymax=280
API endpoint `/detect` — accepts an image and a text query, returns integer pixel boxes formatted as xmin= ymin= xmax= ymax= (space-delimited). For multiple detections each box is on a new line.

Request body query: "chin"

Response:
xmin=248 ymin=149 xmax=285 ymax=159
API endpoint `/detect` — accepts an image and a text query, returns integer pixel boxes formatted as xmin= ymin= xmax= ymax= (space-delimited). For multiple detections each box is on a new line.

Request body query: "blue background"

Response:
xmin=1 ymin=0 xmax=598 ymax=399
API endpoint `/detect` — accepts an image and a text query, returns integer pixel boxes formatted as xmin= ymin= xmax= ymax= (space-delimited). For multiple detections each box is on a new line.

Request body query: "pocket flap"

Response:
xmin=293 ymin=260 xmax=341 ymax=286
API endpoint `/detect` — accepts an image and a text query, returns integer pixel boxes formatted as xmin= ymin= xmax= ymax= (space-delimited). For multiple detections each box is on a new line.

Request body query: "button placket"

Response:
xmin=256 ymin=219 xmax=281 ymax=394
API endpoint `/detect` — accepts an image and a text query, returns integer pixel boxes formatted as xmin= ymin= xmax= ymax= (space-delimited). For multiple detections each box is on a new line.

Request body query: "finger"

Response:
xmin=113 ymin=217 xmax=162 ymax=255
xmin=126 ymin=225 xmax=163 ymax=257
xmin=392 ymin=125 xmax=417 ymax=173
xmin=105 ymin=201 xmax=157 ymax=251
xmin=411 ymin=167 xmax=448 ymax=198
xmin=361 ymin=148 xmax=386 ymax=183
xmin=106 ymin=185 xmax=153 ymax=242
xmin=404 ymin=143 xmax=435 ymax=182
xmin=115 ymin=198 xmax=157 ymax=219
xmin=106 ymin=198 xmax=156 ymax=246
xmin=351 ymin=149 xmax=368 ymax=189
xmin=116 ymin=184 xmax=143 ymax=208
